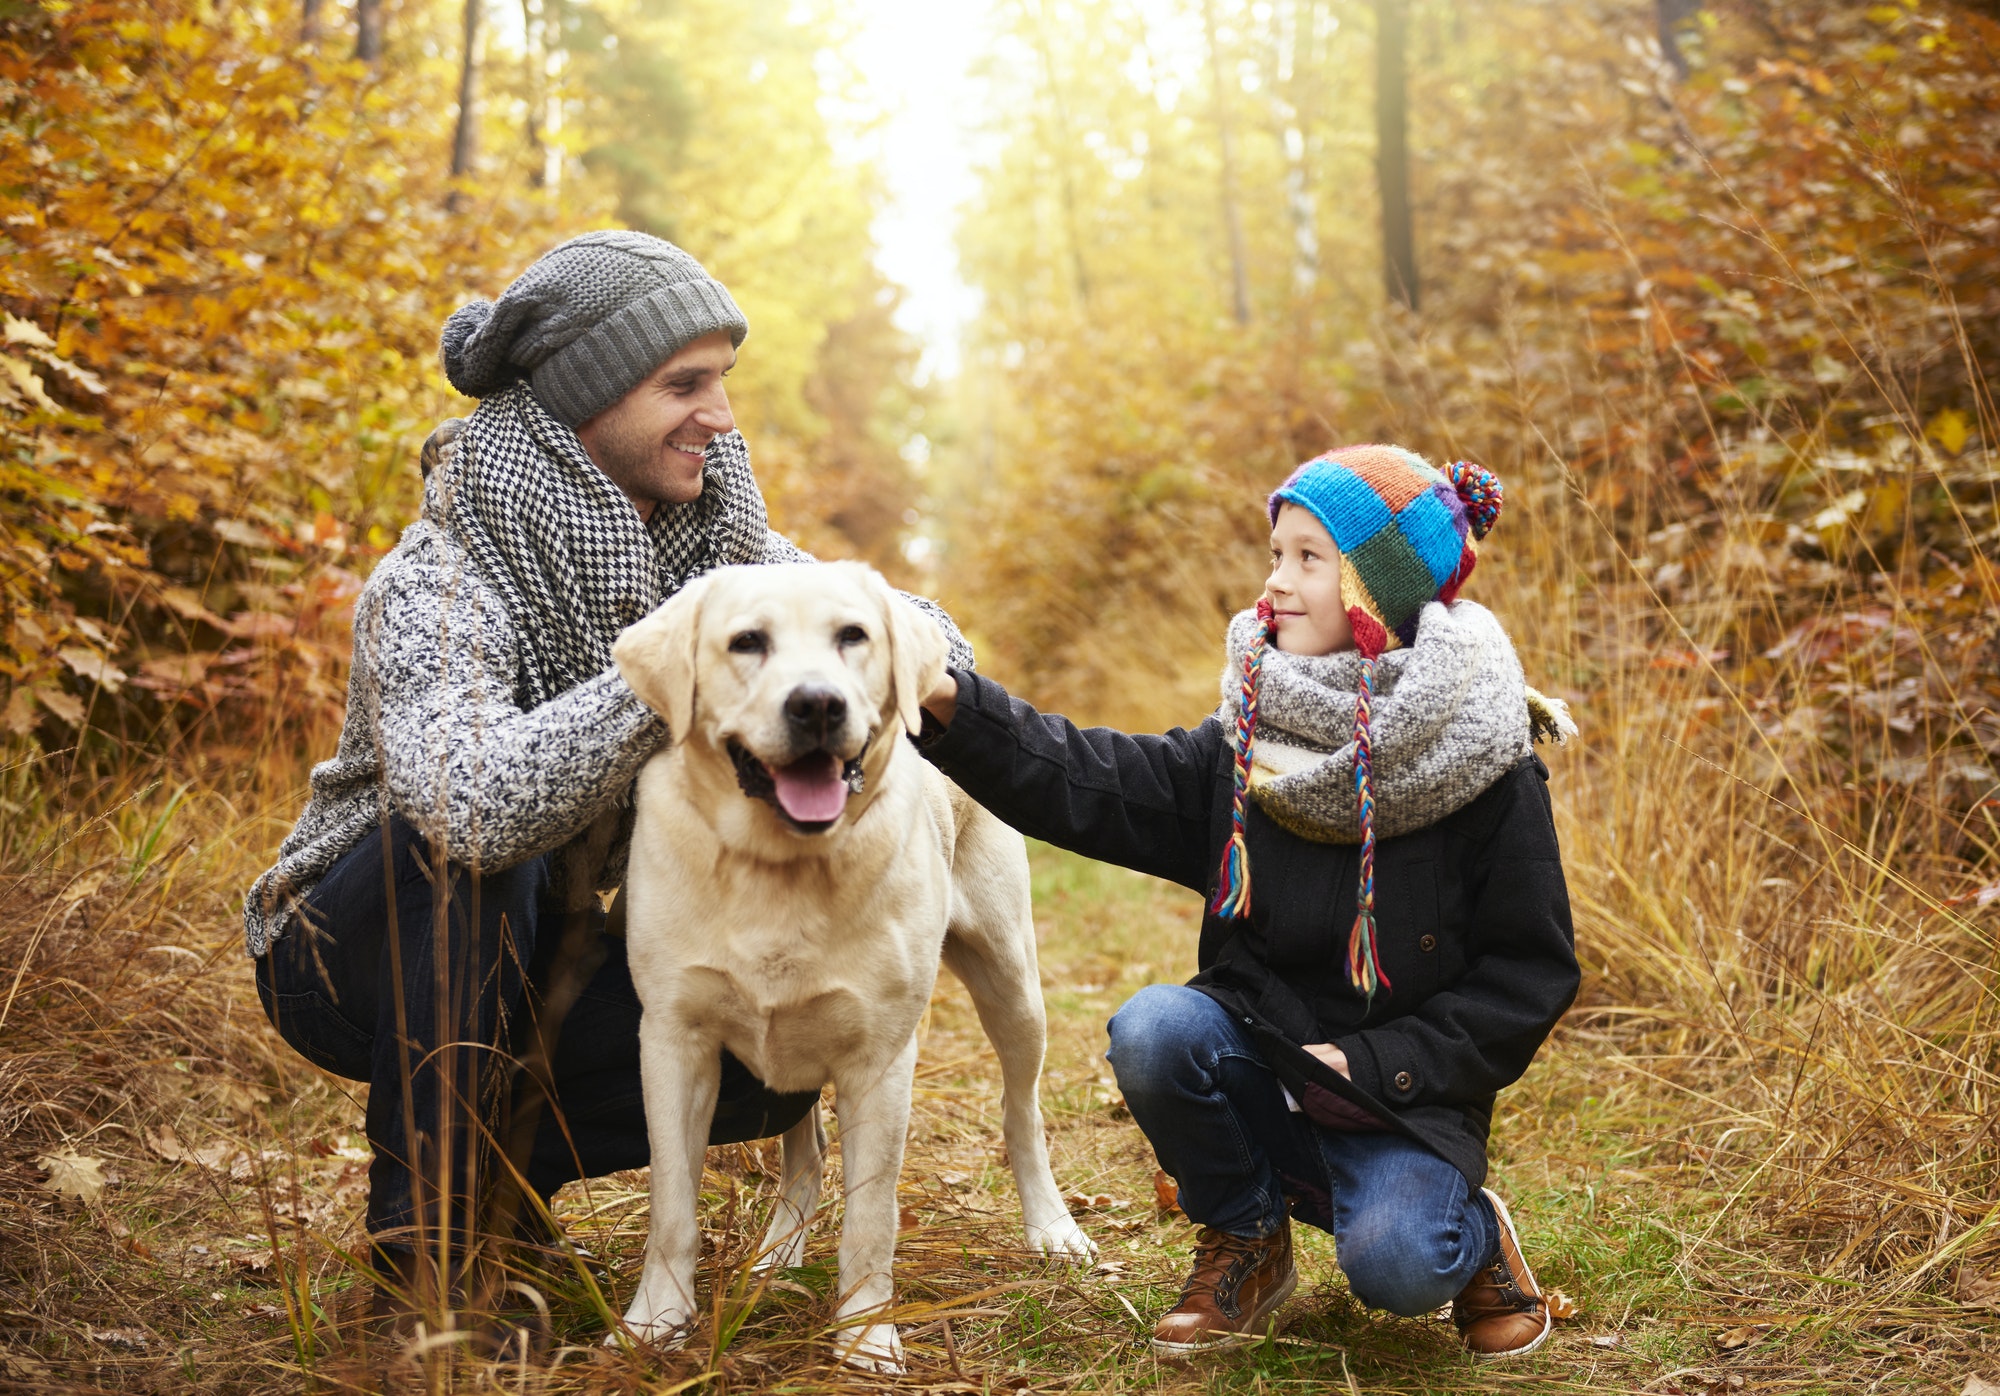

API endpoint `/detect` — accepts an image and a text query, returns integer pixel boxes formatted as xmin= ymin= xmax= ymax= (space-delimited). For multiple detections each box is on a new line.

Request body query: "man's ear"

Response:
xmin=874 ymin=573 xmax=950 ymax=737
xmin=613 ymin=576 xmax=710 ymax=745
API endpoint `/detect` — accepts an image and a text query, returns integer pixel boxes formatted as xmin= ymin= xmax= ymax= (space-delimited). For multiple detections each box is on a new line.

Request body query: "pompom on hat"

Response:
xmin=1210 ymin=445 xmax=1506 ymax=1003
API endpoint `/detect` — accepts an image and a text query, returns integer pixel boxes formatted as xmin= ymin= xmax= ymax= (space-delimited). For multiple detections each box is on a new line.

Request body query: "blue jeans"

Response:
xmin=1107 ymin=984 xmax=1500 ymax=1317
xmin=254 ymin=818 xmax=819 ymax=1254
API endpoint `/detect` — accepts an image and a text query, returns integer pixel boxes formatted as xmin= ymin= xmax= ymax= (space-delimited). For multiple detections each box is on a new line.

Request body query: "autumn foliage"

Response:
xmin=0 ymin=0 xmax=927 ymax=781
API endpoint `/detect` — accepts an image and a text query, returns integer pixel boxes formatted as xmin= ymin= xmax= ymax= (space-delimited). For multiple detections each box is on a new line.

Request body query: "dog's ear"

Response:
xmin=613 ymin=575 xmax=710 ymax=745
xmin=875 ymin=574 xmax=950 ymax=737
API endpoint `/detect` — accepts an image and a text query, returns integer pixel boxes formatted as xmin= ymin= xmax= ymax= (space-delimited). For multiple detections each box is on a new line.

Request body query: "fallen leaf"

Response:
xmin=231 ymin=1248 xmax=274 ymax=1275
xmin=143 ymin=1125 xmax=185 ymax=1162
xmin=87 ymin=1328 xmax=148 ymax=1350
xmin=899 ymin=1206 xmax=921 ymax=1232
xmin=1062 ymin=1192 xmax=1124 ymax=1211
xmin=1546 ymin=1288 xmax=1579 ymax=1320
xmin=0 ymin=1345 xmax=48 ymax=1378
xmin=1716 ymin=1322 xmax=1770 ymax=1351
xmin=37 ymin=1150 xmax=106 ymax=1204
xmin=1089 ymin=1260 xmax=1129 ymax=1279
xmin=937 ymin=1171 xmax=970 ymax=1190
xmin=1590 ymin=1333 xmax=1620 ymax=1348
xmin=58 ymin=869 xmax=106 ymax=905
xmin=1964 ymin=1377 xmax=2000 ymax=1396
xmin=1152 ymin=1169 xmax=1181 ymax=1215
xmin=240 ymin=1303 xmax=285 ymax=1320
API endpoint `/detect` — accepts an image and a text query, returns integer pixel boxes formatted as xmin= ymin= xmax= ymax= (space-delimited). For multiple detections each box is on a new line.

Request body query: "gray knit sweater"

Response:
xmin=242 ymin=519 xmax=969 ymax=957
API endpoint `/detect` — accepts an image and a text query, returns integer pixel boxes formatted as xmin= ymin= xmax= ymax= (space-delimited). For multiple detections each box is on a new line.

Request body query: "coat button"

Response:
xmin=1419 ymin=934 xmax=1437 ymax=953
xmin=1394 ymin=1070 xmax=1414 ymax=1092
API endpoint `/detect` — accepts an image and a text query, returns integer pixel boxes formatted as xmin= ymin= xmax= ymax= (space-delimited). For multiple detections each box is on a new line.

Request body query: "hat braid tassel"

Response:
xmin=1210 ymin=600 xmax=1275 ymax=918
xmin=1346 ymin=654 xmax=1391 ymax=1002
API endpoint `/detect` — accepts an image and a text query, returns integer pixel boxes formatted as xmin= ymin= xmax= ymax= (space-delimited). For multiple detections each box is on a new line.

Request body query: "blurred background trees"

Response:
xmin=0 ymin=0 xmax=926 ymax=784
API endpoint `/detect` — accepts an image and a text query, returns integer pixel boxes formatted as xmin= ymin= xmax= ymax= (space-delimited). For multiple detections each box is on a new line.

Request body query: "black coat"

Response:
xmin=922 ymin=669 xmax=1580 ymax=1187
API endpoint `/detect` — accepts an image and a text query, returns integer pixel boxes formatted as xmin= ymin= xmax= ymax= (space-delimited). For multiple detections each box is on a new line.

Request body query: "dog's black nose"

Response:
xmin=783 ymin=683 xmax=847 ymax=742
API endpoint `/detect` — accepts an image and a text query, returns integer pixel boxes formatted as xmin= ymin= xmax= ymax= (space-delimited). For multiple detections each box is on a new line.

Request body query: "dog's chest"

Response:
xmin=689 ymin=928 xmax=938 ymax=1089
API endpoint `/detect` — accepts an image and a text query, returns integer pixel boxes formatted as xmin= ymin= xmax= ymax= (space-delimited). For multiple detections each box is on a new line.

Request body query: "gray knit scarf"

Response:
xmin=1215 ymin=600 xmax=1570 ymax=843
xmin=426 ymin=383 xmax=771 ymax=706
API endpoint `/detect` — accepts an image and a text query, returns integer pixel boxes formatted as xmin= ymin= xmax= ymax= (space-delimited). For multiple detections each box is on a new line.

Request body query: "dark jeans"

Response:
xmin=1106 ymin=984 xmax=1501 ymax=1317
xmin=254 ymin=817 xmax=819 ymax=1253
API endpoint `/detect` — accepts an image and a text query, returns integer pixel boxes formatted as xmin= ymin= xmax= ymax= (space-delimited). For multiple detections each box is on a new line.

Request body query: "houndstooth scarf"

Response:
xmin=1216 ymin=600 xmax=1571 ymax=844
xmin=424 ymin=383 xmax=772 ymax=706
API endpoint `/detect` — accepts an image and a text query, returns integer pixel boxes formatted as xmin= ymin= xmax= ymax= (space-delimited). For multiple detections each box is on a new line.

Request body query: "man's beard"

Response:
xmin=587 ymin=416 xmax=707 ymax=507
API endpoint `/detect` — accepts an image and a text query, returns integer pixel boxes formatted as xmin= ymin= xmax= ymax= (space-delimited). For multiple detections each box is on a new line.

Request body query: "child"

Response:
xmin=917 ymin=445 xmax=1578 ymax=1360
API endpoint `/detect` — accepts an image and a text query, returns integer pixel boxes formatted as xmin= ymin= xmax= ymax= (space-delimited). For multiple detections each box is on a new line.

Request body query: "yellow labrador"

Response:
xmin=609 ymin=561 xmax=1095 ymax=1371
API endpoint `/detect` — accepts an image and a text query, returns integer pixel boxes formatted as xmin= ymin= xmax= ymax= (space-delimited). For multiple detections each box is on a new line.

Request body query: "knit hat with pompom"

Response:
xmin=438 ymin=230 xmax=747 ymax=428
xmin=1210 ymin=445 xmax=1505 ymax=1002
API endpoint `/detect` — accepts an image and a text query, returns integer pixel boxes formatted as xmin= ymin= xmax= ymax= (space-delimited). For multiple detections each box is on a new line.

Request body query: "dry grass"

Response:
xmin=4 ymin=718 xmax=1999 ymax=1393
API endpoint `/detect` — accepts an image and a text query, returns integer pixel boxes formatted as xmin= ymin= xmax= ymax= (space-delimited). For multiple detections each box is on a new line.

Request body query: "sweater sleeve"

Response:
xmin=362 ymin=549 xmax=668 ymax=870
xmin=1332 ymin=761 xmax=1580 ymax=1108
xmin=760 ymin=527 xmax=976 ymax=669
xmin=921 ymin=669 xmax=1221 ymax=890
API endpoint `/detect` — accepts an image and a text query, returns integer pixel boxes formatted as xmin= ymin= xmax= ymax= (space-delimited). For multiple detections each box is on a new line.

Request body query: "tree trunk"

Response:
xmin=1028 ymin=1 xmax=1092 ymax=311
xmin=1374 ymin=0 xmax=1417 ymax=311
xmin=522 ymin=0 xmax=546 ymax=187
xmin=1657 ymin=0 xmax=1701 ymax=80
xmin=1276 ymin=0 xmax=1320 ymax=302
xmin=354 ymin=0 xmax=383 ymax=62
xmin=301 ymin=0 xmax=323 ymax=45
xmin=1203 ymin=0 xmax=1252 ymax=327
xmin=450 ymin=0 xmax=484 ymax=193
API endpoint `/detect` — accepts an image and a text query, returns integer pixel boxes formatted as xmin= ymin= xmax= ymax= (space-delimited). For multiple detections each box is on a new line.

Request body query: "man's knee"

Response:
xmin=1337 ymin=1207 xmax=1476 ymax=1317
xmin=1106 ymin=984 xmax=1227 ymax=1100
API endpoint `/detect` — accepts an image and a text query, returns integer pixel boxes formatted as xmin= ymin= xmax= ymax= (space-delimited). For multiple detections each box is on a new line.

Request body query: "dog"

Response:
xmin=608 ymin=561 xmax=1096 ymax=1371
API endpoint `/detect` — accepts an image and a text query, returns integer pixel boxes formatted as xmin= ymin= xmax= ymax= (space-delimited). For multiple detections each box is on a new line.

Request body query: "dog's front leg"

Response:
xmin=754 ymin=1102 xmax=826 ymax=1272
xmin=614 ymin=1016 xmax=721 ymax=1348
xmin=828 ymin=1035 xmax=918 ymax=1374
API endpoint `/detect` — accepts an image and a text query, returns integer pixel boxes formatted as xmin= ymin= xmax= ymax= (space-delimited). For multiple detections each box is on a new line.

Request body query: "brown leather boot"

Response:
xmin=1149 ymin=1221 xmax=1296 ymax=1357
xmin=1452 ymin=1188 xmax=1552 ymax=1359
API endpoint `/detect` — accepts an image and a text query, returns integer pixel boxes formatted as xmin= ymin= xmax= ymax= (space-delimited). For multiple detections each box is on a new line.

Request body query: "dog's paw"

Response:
xmin=835 ymin=1321 xmax=903 ymax=1374
xmin=1027 ymin=1215 xmax=1099 ymax=1263
xmin=605 ymin=1311 xmax=694 ymax=1351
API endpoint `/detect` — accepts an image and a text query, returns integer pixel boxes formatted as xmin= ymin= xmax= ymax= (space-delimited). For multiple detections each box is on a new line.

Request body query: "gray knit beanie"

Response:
xmin=438 ymin=230 xmax=748 ymax=427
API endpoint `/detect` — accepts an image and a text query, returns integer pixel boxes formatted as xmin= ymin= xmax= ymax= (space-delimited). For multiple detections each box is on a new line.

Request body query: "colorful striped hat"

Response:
xmin=1211 ymin=445 xmax=1504 ymax=1002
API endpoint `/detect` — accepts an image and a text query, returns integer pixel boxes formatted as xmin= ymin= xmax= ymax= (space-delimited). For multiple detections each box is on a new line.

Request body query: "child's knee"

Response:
xmin=1105 ymin=984 xmax=1219 ymax=1098
xmin=1336 ymin=1214 xmax=1472 ymax=1317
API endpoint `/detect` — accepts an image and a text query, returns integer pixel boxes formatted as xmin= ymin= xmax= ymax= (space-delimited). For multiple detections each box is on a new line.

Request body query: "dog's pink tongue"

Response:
xmin=772 ymin=752 xmax=849 ymax=823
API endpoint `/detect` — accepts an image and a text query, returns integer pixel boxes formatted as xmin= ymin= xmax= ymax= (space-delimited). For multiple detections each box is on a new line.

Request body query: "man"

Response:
xmin=243 ymin=231 xmax=971 ymax=1312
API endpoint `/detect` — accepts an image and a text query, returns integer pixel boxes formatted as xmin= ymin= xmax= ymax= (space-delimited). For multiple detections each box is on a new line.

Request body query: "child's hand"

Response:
xmin=921 ymin=671 xmax=958 ymax=727
xmin=1303 ymin=1042 xmax=1350 ymax=1079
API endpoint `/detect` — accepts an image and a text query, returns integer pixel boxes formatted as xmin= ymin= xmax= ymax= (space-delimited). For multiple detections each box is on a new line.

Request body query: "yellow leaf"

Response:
xmin=58 ymin=647 xmax=127 ymax=693
xmin=37 ymin=1150 xmax=107 ymax=1205
xmin=34 ymin=686 xmax=85 ymax=727
xmin=0 ymin=355 xmax=55 ymax=412
xmin=1 ymin=313 xmax=54 ymax=349
xmin=2 ymin=688 xmax=37 ymax=736
xmin=1927 ymin=408 xmax=1971 ymax=456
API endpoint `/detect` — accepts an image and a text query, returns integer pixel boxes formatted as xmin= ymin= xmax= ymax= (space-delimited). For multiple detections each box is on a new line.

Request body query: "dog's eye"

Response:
xmin=728 ymin=630 xmax=768 ymax=655
xmin=837 ymin=625 xmax=868 ymax=647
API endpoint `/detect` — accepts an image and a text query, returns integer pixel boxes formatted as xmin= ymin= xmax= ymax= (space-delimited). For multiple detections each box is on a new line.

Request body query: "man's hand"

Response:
xmin=420 ymin=418 xmax=467 ymax=479
xmin=1303 ymin=1042 xmax=1350 ymax=1079
xmin=921 ymin=671 xmax=957 ymax=728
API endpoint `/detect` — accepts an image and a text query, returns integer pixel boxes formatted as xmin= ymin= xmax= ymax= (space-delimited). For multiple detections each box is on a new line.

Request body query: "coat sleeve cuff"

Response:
xmin=918 ymin=668 xmax=1004 ymax=760
xmin=1333 ymin=1030 xmax=1421 ymax=1106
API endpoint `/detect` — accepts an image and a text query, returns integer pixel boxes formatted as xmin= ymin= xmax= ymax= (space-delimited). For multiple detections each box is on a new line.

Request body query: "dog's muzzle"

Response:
xmin=728 ymin=740 xmax=867 ymax=834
